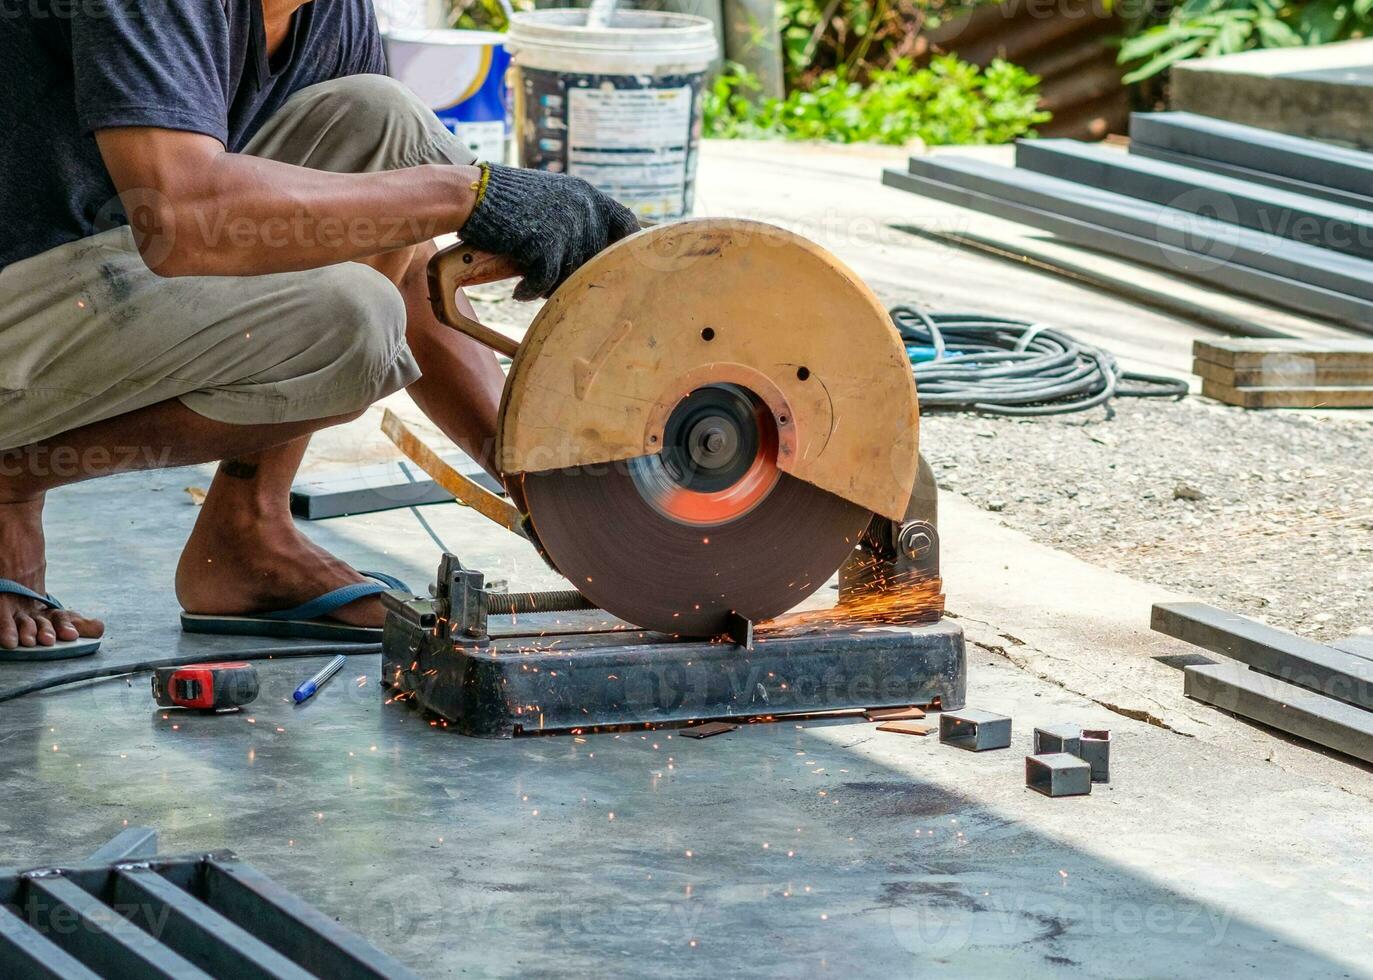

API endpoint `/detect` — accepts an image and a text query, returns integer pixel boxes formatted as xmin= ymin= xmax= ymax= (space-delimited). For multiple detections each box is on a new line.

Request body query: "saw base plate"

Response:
xmin=382 ymin=604 xmax=966 ymax=739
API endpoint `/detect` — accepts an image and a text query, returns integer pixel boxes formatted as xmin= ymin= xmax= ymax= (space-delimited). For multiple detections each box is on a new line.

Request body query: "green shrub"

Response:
xmin=1120 ymin=0 xmax=1373 ymax=83
xmin=705 ymin=55 xmax=1050 ymax=145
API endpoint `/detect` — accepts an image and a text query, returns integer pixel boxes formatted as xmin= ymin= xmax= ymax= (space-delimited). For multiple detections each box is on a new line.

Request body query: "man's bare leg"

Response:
xmin=368 ymin=242 xmax=505 ymax=476
xmin=175 ymin=244 xmax=508 ymax=634
xmin=174 ymin=437 xmax=389 ymax=630
xmin=0 ymin=400 xmax=369 ymax=650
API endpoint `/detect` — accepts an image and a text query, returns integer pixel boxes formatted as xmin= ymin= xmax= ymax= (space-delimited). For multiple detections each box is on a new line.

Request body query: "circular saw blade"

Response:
xmin=521 ymin=463 xmax=871 ymax=636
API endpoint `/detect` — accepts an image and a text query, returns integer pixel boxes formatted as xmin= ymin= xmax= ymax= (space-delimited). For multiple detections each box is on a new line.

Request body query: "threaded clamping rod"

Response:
xmin=484 ymin=590 xmax=598 ymax=616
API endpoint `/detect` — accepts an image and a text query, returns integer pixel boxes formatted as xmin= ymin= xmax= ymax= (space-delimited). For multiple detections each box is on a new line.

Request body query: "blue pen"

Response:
xmin=293 ymin=654 xmax=347 ymax=704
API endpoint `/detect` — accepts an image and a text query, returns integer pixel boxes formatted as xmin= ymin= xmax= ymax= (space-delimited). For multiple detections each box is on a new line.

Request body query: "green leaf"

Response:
xmin=1209 ymin=16 xmax=1254 ymax=55
xmin=1122 ymin=35 xmax=1209 ymax=84
xmin=1256 ymin=16 xmax=1302 ymax=46
xmin=1119 ymin=24 xmax=1200 ymax=62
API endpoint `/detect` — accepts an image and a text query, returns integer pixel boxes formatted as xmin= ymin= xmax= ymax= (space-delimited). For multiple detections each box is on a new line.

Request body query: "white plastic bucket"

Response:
xmin=384 ymin=28 xmax=512 ymax=164
xmin=506 ymin=10 xmax=719 ymax=221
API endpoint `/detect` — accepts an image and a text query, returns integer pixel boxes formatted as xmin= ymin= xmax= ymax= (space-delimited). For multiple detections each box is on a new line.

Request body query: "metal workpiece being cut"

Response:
xmin=412 ymin=218 xmax=926 ymax=637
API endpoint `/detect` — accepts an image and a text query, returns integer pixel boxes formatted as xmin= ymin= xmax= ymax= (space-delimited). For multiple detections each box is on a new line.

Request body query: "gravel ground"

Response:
xmin=467 ymin=285 xmax=1371 ymax=641
xmin=921 ymin=397 xmax=1373 ymax=641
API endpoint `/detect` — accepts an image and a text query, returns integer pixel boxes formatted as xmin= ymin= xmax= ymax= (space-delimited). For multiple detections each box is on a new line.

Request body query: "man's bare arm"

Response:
xmin=95 ymin=126 xmax=481 ymax=277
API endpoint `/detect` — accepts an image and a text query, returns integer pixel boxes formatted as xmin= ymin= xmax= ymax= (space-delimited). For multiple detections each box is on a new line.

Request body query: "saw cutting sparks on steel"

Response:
xmin=519 ymin=383 xmax=872 ymax=637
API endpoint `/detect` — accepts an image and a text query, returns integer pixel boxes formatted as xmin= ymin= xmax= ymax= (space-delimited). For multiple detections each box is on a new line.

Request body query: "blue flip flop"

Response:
xmin=0 ymin=579 xmax=102 ymax=661
xmin=180 ymin=571 xmax=409 ymax=643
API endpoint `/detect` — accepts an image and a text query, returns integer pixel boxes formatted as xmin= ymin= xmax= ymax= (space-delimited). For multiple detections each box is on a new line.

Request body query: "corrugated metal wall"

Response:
xmin=924 ymin=0 xmax=1129 ymax=140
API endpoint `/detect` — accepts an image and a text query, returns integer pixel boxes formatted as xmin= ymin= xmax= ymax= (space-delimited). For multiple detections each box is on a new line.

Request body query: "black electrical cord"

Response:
xmin=890 ymin=306 xmax=1190 ymax=416
xmin=0 ymin=642 xmax=382 ymax=706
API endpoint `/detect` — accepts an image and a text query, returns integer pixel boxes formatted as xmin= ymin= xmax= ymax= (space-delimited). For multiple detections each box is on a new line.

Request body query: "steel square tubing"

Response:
xmin=110 ymin=866 xmax=315 ymax=980
xmin=1153 ymin=602 xmax=1373 ymax=711
xmin=0 ymin=903 xmax=101 ymax=980
xmin=1079 ymin=730 xmax=1111 ymax=783
xmin=21 ymin=875 xmax=209 ymax=978
xmin=881 ymin=164 xmax=1373 ymax=333
xmin=1016 ymin=137 xmax=1373 ymax=262
xmin=1025 ymin=753 xmax=1091 ymax=797
xmin=1033 ymin=724 xmax=1081 ymax=755
xmin=201 ymin=857 xmax=422 ymax=980
xmin=1186 ymin=663 xmax=1373 ymax=765
xmin=1129 ymin=143 xmax=1373 ymax=213
xmin=1129 ymin=112 xmax=1373 ymax=205
xmin=289 ymin=455 xmax=503 ymax=521
xmin=1015 ymin=139 xmax=1373 ymax=262
xmin=85 ymin=826 xmax=158 ymax=865
xmin=940 ymin=709 xmax=1012 ymax=751
xmin=900 ymin=155 xmax=1373 ymax=305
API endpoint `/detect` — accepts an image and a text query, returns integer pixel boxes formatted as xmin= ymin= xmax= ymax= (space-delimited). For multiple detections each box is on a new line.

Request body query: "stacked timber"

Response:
xmin=1194 ymin=338 xmax=1373 ymax=408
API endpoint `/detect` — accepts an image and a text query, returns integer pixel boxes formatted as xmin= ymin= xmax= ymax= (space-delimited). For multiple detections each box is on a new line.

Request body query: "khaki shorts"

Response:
xmin=0 ymin=74 xmax=478 ymax=451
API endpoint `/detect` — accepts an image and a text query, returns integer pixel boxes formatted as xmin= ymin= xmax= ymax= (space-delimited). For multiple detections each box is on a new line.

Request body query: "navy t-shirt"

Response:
xmin=0 ymin=0 xmax=387 ymax=271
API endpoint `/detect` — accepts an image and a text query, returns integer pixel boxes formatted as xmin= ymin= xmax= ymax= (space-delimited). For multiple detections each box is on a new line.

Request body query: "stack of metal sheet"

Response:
xmin=881 ymin=112 xmax=1373 ymax=336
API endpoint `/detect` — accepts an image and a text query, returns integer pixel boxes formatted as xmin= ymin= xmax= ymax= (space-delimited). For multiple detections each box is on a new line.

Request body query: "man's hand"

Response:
xmin=457 ymin=165 xmax=641 ymax=301
xmin=95 ymin=127 xmax=482 ymax=278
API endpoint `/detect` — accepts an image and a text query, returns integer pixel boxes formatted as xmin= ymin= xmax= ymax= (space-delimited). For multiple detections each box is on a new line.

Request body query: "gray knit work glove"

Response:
xmin=458 ymin=164 xmax=641 ymax=301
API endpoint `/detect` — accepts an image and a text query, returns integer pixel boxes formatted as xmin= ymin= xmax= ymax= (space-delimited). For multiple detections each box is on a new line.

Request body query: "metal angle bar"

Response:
xmin=1129 ymin=143 xmax=1373 ymax=213
xmin=0 ymin=903 xmax=101 ymax=980
xmin=201 ymin=858 xmax=421 ymax=980
xmin=86 ymin=827 xmax=158 ymax=864
xmin=23 ymin=876 xmax=211 ymax=979
xmin=881 ymin=167 xmax=1373 ymax=334
xmin=1153 ymin=602 xmax=1373 ymax=711
xmin=901 ymin=154 xmax=1373 ymax=306
xmin=381 ymin=408 xmax=526 ymax=538
xmin=111 ymin=867 xmax=316 ymax=980
xmin=1185 ymin=662 xmax=1373 ymax=765
xmin=1129 ymin=112 xmax=1373 ymax=202
xmin=1015 ymin=139 xmax=1373 ymax=262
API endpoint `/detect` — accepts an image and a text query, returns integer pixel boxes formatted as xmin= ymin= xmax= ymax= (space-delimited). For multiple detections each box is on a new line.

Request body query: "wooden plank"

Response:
xmin=1185 ymin=663 xmax=1373 ymax=766
xmin=1193 ymin=337 xmax=1373 ymax=369
xmin=1192 ymin=357 xmax=1373 ymax=388
xmin=1201 ymin=378 xmax=1373 ymax=408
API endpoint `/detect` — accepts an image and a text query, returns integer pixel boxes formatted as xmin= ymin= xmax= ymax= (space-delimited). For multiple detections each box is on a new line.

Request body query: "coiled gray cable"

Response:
xmin=891 ymin=306 xmax=1189 ymax=416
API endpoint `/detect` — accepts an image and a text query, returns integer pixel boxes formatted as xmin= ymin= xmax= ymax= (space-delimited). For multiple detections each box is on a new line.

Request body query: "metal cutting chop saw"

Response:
xmin=381 ymin=218 xmax=966 ymax=735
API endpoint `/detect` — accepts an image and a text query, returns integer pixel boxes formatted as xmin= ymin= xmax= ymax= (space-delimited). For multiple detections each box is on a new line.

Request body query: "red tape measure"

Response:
xmin=151 ymin=662 xmax=259 ymax=711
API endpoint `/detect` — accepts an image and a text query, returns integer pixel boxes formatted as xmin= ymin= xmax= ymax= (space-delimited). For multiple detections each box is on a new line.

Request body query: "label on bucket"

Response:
xmin=567 ymin=86 xmax=691 ymax=218
xmin=518 ymin=68 xmax=704 ymax=221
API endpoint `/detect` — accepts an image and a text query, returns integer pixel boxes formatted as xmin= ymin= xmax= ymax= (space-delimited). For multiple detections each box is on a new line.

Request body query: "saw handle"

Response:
xmin=426 ymin=242 xmax=524 ymax=359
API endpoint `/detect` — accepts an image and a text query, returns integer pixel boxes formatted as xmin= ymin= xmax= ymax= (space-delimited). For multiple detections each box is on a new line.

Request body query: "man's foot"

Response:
xmin=0 ymin=498 xmax=105 ymax=650
xmin=175 ymin=499 xmax=386 ymax=629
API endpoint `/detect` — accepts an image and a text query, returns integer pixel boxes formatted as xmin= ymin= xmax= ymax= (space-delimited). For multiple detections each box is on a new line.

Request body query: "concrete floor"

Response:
xmin=3 ymin=141 xmax=1372 ymax=977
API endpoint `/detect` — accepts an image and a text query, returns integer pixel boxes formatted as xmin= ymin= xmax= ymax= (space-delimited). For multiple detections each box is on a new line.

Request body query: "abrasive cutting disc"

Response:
xmin=520 ymin=385 xmax=872 ymax=636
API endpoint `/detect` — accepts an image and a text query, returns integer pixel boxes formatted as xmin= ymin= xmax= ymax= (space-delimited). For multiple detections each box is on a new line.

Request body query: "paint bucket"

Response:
xmin=505 ymin=10 xmax=719 ymax=222
xmin=384 ymin=28 xmax=512 ymax=164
